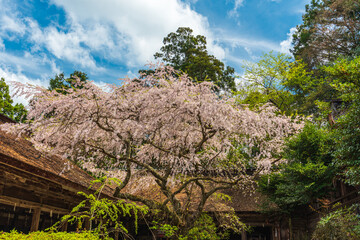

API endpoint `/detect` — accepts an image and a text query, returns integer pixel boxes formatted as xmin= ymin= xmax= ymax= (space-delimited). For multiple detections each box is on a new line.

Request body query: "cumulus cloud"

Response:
xmin=0 ymin=0 xmax=224 ymax=71
xmin=280 ymin=27 xmax=297 ymax=54
xmin=222 ymin=35 xmax=281 ymax=52
xmin=0 ymin=38 xmax=4 ymax=50
xmin=0 ymin=0 xmax=306 ymax=88
xmin=0 ymin=67 xmax=49 ymax=106
xmin=26 ymin=19 xmax=103 ymax=71
xmin=228 ymin=0 xmax=245 ymax=18
xmin=0 ymin=0 xmax=27 ymax=41
xmin=183 ymin=0 xmax=199 ymax=4
xmin=45 ymin=0 xmax=224 ymax=66
xmin=0 ymin=15 xmax=26 ymax=36
xmin=0 ymin=50 xmax=60 ymax=79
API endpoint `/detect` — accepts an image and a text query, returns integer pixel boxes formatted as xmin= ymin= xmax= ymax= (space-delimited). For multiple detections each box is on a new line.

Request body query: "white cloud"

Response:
xmin=228 ymin=0 xmax=245 ymax=18
xmin=0 ymin=38 xmax=4 ymax=50
xmin=0 ymin=50 xmax=59 ymax=77
xmin=47 ymin=0 xmax=224 ymax=66
xmin=222 ymin=35 xmax=281 ymax=52
xmin=27 ymin=19 xmax=103 ymax=71
xmin=280 ymin=27 xmax=297 ymax=54
xmin=183 ymin=0 xmax=199 ymax=4
xmin=126 ymin=70 xmax=138 ymax=79
xmin=0 ymin=15 xmax=26 ymax=36
xmin=0 ymin=0 xmax=26 ymax=46
xmin=0 ymin=67 xmax=49 ymax=106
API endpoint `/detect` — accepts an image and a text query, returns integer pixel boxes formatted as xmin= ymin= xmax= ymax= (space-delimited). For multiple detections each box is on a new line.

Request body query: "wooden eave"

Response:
xmin=0 ymin=152 xmax=93 ymax=196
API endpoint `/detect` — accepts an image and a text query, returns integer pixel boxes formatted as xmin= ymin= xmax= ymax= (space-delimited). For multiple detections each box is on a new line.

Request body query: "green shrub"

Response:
xmin=312 ymin=204 xmax=360 ymax=240
xmin=0 ymin=230 xmax=106 ymax=240
xmin=180 ymin=214 xmax=222 ymax=240
xmin=258 ymin=123 xmax=336 ymax=214
xmin=50 ymin=177 xmax=148 ymax=239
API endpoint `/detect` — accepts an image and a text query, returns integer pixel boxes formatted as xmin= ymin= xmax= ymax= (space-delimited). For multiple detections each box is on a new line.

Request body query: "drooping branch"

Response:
xmin=3 ymin=65 xmax=304 ymax=236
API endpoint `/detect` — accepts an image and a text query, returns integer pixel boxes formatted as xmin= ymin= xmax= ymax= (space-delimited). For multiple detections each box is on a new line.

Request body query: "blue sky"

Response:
xmin=0 ymin=0 xmax=310 ymax=102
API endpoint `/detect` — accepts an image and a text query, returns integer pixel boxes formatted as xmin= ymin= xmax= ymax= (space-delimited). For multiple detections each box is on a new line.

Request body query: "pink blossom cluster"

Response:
xmin=2 ymin=65 xmax=303 ymax=183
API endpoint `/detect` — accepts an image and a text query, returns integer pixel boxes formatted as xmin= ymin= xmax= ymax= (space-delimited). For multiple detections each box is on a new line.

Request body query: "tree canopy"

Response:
xmin=0 ymin=78 xmax=27 ymax=123
xmin=237 ymin=52 xmax=318 ymax=114
xmin=4 ymin=65 xmax=302 ymax=238
xmin=49 ymin=71 xmax=89 ymax=94
xmin=292 ymin=0 xmax=360 ymax=68
xmin=154 ymin=27 xmax=236 ymax=93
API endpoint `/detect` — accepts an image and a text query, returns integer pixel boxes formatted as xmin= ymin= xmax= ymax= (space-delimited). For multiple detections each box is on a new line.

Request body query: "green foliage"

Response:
xmin=237 ymin=52 xmax=316 ymax=114
xmin=258 ymin=123 xmax=336 ymax=214
xmin=285 ymin=123 xmax=334 ymax=164
xmin=0 ymin=230 xmax=104 ymax=240
xmin=153 ymin=27 xmax=236 ymax=93
xmin=292 ymin=0 xmax=360 ymax=68
xmin=151 ymin=213 xmax=245 ymax=240
xmin=152 ymin=213 xmax=222 ymax=240
xmin=179 ymin=214 xmax=222 ymax=240
xmin=322 ymin=56 xmax=360 ymax=185
xmin=151 ymin=222 xmax=179 ymax=239
xmin=51 ymin=177 xmax=148 ymax=239
xmin=0 ymin=78 xmax=27 ymax=122
xmin=215 ymin=211 xmax=249 ymax=236
xmin=312 ymin=204 xmax=360 ymax=240
xmin=49 ymin=71 xmax=88 ymax=94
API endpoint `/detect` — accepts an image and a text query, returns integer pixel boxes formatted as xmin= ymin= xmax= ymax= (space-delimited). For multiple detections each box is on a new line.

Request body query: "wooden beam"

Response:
xmin=2 ymin=180 xmax=83 ymax=205
xmin=30 ymin=208 xmax=41 ymax=232
xmin=241 ymin=230 xmax=247 ymax=240
xmin=0 ymin=195 xmax=69 ymax=215
xmin=0 ymin=154 xmax=92 ymax=195
xmin=0 ymin=157 xmax=114 ymax=200
xmin=84 ymin=217 xmax=90 ymax=230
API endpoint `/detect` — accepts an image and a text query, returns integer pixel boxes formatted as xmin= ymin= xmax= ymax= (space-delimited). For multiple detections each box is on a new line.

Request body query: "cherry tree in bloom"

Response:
xmin=3 ymin=65 xmax=303 ymax=233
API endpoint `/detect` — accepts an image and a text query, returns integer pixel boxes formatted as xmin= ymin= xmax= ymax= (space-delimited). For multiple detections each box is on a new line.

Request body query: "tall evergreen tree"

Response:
xmin=154 ymin=27 xmax=236 ymax=93
xmin=292 ymin=0 xmax=360 ymax=68
xmin=49 ymin=71 xmax=88 ymax=94
xmin=0 ymin=78 xmax=27 ymax=122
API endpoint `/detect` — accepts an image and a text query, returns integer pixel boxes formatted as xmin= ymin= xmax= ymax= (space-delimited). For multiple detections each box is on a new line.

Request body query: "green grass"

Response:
xmin=0 ymin=230 xmax=111 ymax=240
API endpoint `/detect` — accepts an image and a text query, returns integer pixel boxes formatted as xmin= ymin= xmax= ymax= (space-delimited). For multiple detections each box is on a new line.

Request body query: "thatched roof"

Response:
xmin=0 ymin=114 xmax=113 ymax=196
xmin=120 ymin=174 xmax=264 ymax=212
xmin=0 ymin=130 xmax=93 ymax=191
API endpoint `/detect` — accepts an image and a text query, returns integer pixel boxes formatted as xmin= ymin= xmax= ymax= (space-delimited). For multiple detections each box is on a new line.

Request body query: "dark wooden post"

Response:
xmin=84 ymin=217 xmax=91 ymax=230
xmin=114 ymin=230 xmax=119 ymax=240
xmin=241 ymin=230 xmax=247 ymax=240
xmin=61 ymin=221 xmax=68 ymax=232
xmin=30 ymin=208 xmax=41 ymax=232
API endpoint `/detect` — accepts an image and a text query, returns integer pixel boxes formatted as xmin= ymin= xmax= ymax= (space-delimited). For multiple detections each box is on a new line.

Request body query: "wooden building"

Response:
xmin=0 ymin=114 xmax=103 ymax=233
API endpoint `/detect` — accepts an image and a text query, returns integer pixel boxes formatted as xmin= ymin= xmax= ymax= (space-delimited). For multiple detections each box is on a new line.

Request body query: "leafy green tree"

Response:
xmin=0 ymin=78 xmax=27 ymax=122
xmin=154 ymin=27 xmax=236 ymax=93
xmin=49 ymin=71 xmax=88 ymax=93
xmin=292 ymin=0 xmax=360 ymax=68
xmin=258 ymin=123 xmax=336 ymax=214
xmin=237 ymin=52 xmax=316 ymax=114
xmin=323 ymin=56 xmax=360 ymax=185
